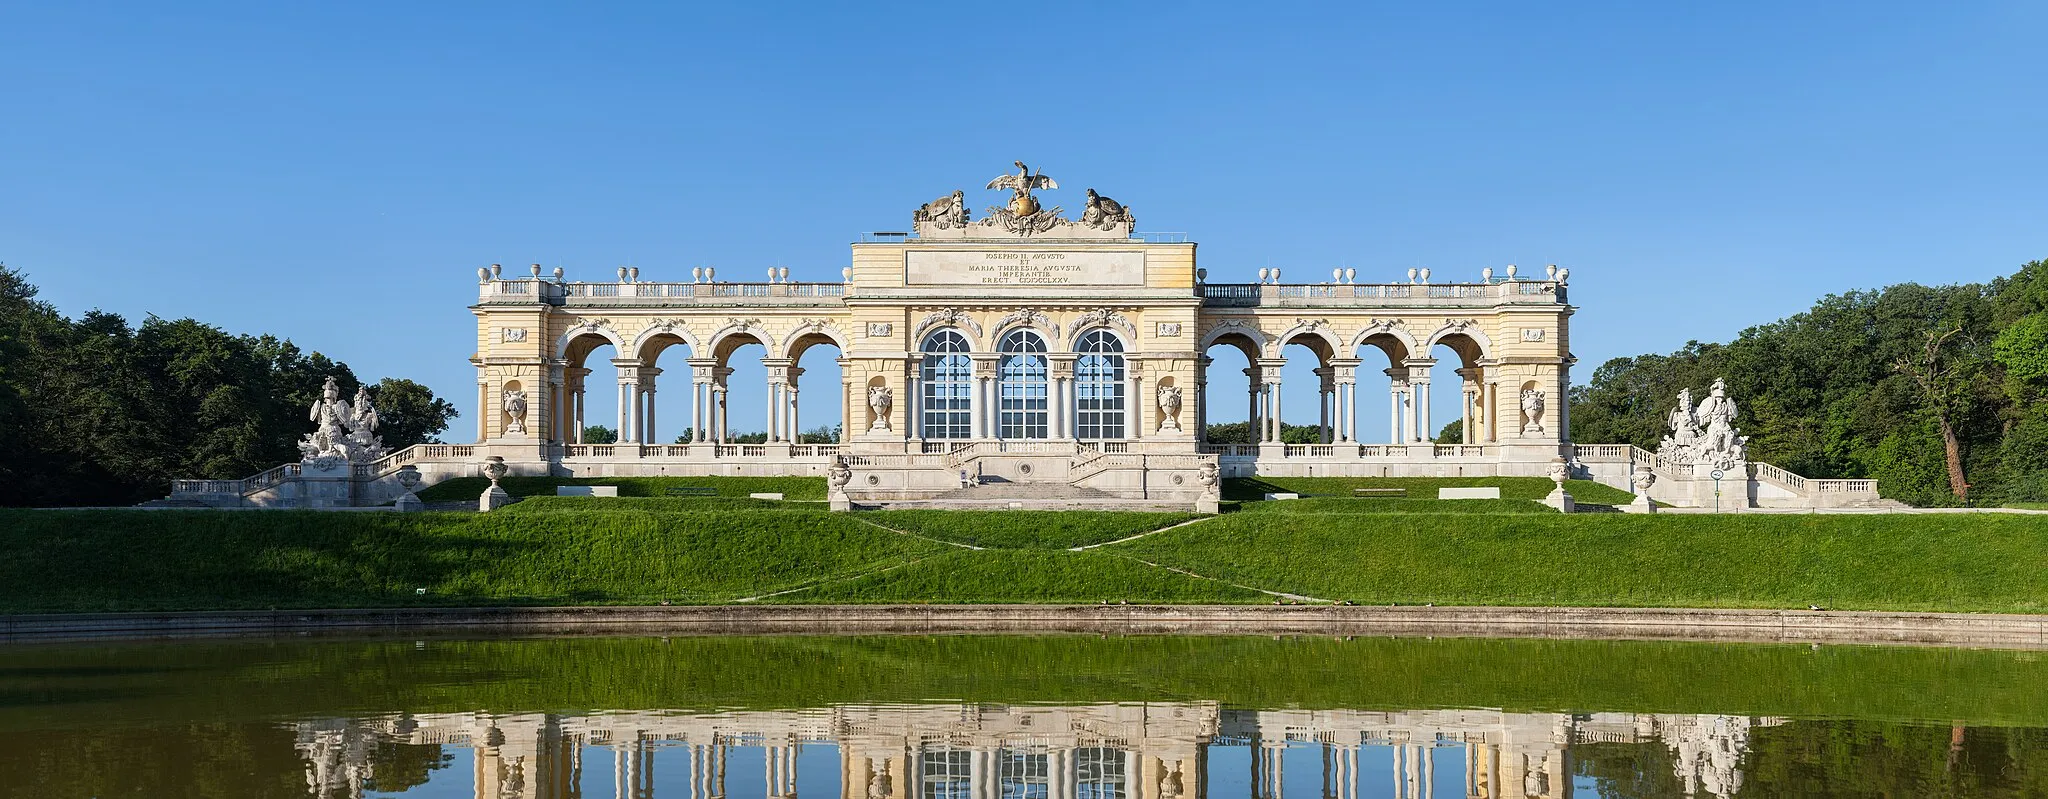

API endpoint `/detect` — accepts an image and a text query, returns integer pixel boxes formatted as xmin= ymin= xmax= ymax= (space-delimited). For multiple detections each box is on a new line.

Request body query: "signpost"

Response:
xmin=1710 ymin=468 xmax=1725 ymax=513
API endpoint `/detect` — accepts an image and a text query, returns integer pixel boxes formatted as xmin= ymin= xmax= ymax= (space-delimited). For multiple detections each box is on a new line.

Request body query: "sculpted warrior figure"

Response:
xmin=346 ymin=385 xmax=387 ymax=459
xmin=1079 ymin=188 xmax=1135 ymax=230
xmin=300 ymin=377 xmax=354 ymax=459
xmin=912 ymin=189 xmax=969 ymax=229
xmin=867 ymin=385 xmax=893 ymax=432
xmin=502 ymin=388 xmax=528 ymax=435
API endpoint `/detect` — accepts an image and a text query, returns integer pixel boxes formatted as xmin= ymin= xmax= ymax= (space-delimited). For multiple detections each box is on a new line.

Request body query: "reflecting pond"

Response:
xmin=3 ymin=634 xmax=2047 ymax=797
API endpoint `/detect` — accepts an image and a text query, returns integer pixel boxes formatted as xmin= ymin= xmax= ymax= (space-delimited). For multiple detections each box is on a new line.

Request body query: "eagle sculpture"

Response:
xmin=985 ymin=160 xmax=1058 ymax=217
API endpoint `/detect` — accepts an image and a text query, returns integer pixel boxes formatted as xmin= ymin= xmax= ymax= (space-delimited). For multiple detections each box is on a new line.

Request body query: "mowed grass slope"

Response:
xmin=7 ymin=472 xmax=2048 ymax=613
xmin=1109 ymin=512 xmax=2048 ymax=613
xmin=0 ymin=508 xmax=946 ymax=612
xmin=860 ymin=509 xmax=1199 ymax=549
xmin=784 ymin=550 xmax=1262 ymax=604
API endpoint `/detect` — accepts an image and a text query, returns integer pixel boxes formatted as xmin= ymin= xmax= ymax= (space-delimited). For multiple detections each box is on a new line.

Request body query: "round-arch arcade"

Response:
xmin=456 ymin=163 xmax=1583 ymax=506
xmin=157 ymin=161 xmax=1883 ymax=511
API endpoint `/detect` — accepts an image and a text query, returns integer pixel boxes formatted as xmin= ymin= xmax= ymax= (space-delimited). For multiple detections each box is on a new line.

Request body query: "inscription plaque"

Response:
xmin=907 ymin=250 xmax=1145 ymax=286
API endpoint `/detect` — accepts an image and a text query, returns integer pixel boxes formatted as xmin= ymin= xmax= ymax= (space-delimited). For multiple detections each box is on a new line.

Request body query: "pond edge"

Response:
xmin=3 ymin=604 xmax=2046 ymax=648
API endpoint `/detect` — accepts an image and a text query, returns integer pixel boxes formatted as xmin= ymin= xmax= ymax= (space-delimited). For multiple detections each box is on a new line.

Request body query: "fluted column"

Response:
xmin=788 ymin=366 xmax=803 ymax=444
xmin=1195 ymin=356 xmax=1211 ymax=443
xmin=1243 ymin=367 xmax=1261 ymax=444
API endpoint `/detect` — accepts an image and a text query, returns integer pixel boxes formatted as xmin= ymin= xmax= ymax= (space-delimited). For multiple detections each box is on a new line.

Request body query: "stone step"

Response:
xmin=927 ymin=481 xmax=1117 ymax=501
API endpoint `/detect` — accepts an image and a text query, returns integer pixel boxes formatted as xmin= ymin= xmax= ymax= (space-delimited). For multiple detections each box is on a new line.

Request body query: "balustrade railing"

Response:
xmin=1198 ymin=281 xmax=1563 ymax=307
xmin=487 ymin=280 xmax=849 ymax=306
xmin=1751 ymin=462 xmax=1807 ymax=490
xmin=1813 ymin=479 xmax=1878 ymax=493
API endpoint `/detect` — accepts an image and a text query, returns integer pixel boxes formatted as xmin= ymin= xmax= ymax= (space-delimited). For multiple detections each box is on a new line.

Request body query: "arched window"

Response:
xmin=921 ymin=330 xmax=972 ymax=439
xmin=998 ymin=329 xmax=1048 ymax=439
xmin=1075 ymin=329 xmax=1126 ymax=440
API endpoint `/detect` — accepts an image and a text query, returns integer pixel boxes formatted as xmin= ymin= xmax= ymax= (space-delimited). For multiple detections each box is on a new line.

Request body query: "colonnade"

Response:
xmin=1216 ymin=357 xmax=1499 ymax=446
xmin=552 ymin=354 xmax=843 ymax=446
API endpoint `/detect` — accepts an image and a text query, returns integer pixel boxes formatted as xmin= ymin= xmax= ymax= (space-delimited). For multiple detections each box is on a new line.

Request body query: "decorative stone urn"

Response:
xmin=394 ymin=465 xmax=425 ymax=512
xmin=1157 ymin=384 xmax=1183 ymax=432
xmin=1627 ymin=464 xmax=1658 ymax=514
xmin=479 ymin=456 xmax=512 ymax=511
xmin=1542 ymin=456 xmax=1575 ymax=513
xmin=825 ymin=455 xmax=854 ymax=512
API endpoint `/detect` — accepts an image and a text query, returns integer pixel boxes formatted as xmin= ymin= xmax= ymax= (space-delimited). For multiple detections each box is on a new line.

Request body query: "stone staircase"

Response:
xmin=928 ymin=481 xmax=1118 ymax=501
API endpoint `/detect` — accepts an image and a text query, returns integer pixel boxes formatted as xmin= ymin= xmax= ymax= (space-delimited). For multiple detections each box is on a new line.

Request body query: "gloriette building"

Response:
xmin=166 ymin=162 xmax=1881 ymax=510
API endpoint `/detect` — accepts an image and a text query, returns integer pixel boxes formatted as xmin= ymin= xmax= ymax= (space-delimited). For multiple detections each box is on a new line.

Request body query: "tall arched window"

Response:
xmin=921 ymin=330 xmax=972 ymax=439
xmin=1075 ymin=329 xmax=1126 ymax=440
xmin=998 ymin=329 xmax=1048 ymax=439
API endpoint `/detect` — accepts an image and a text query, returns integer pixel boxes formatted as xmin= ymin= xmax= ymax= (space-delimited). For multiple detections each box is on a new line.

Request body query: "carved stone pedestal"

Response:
xmin=479 ymin=456 xmax=513 ymax=512
xmin=1543 ymin=488 xmax=1575 ymax=514
xmin=1624 ymin=493 xmax=1657 ymax=514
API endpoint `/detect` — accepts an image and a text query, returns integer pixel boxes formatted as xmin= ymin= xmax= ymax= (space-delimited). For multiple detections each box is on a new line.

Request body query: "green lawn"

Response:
xmin=1108 ymin=512 xmax=2048 ymax=613
xmin=6 ymin=486 xmax=2046 ymax=612
xmin=860 ymin=509 xmax=1198 ymax=548
xmin=783 ymin=549 xmax=1262 ymax=603
xmin=0 ymin=508 xmax=944 ymax=611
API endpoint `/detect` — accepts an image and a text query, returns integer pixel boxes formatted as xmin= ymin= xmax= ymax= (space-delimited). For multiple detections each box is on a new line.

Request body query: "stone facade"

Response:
xmin=163 ymin=166 xmax=1879 ymax=510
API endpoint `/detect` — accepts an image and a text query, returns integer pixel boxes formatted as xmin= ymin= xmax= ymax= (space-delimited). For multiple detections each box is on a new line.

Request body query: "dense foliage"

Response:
xmin=0 ymin=266 xmax=457 ymax=507
xmin=1570 ymin=258 xmax=2048 ymax=506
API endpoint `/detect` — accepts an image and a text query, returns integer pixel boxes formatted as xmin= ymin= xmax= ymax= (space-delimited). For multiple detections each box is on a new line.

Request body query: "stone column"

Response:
xmin=1195 ymin=356 xmax=1211 ymax=443
xmin=713 ymin=366 xmax=734 ymax=443
xmin=547 ymin=362 xmax=565 ymax=443
xmin=687 ymin=359 xmax=715 ymax=444
xmin=1313 ymin=366 xmax=1335 ymax=444
xmin=1404 ymin=359 xmax=1435 ymax=443
xmin=1484 ymin=378 xmax=1500 ymax=444
xmin=907 ymin=358 xmax=924 ymax=442
xmin=568 ymin=368 xmax=590 ymax=444
xmin=476 ymin=379 xmax=489 ymax=442
xmin=1243 ymin=367 xmax=1262 ymax=444
xmin=1456 ymin=367 xmax=1481 ymax=446
xmin=1127 ymin=359 xmax=1144 ymax=441
xmin=612 ymin=360 xmax=639 ymax=444
xmin=788 ymin=366 xmax=804 ymax=444
xmin=637 ymin=366 xmax=661 ymax=444
xmin=1385 ymin=368 xmax=1409 ymax=445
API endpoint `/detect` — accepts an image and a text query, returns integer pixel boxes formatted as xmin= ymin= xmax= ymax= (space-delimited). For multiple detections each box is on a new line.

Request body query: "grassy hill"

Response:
xmin=3 ymin=476 xmax=2044 ymax=613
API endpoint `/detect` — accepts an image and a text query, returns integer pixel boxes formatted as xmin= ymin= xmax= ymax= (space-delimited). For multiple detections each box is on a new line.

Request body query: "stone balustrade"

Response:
xmin=1199 ymin=280 xmax=1565 ymax=308
xmin=478 ymin=279 xmax=849 ymax=307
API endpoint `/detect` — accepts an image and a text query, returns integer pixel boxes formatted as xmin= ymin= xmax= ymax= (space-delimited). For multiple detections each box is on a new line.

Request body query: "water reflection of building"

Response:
xmin=292 ymin=705 xmax=1774 ymax=799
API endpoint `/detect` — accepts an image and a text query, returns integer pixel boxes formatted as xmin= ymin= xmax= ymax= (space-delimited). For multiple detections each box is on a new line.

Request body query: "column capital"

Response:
xmin=1401 ymin=357 xmax=1437 ymax=371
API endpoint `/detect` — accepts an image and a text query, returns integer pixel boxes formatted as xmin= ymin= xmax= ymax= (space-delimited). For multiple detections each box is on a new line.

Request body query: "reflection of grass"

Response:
xmin=2006 ymin=503 xmax=2048 ymax=510
xmin=1109 ymin=512 xmax=2048 ymax=613
xmin=5 ymin=635 xmax=2048 ymax=730
xmin=415 ymin=475 xmax=826 ymax=502
xmin=860 ymin=510 xmax=1198 ymax=549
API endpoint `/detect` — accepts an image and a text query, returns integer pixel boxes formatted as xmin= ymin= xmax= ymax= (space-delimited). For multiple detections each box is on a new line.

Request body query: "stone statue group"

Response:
xmin=299 ymin=376 xmax=388 ymax=463
xmin=1659 ymin=378 xmax=1747 ymax=470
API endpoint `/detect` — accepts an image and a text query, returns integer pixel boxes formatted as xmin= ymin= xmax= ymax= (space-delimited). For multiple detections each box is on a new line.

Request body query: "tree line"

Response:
xmin=1569 ymin=258 xmax=2048 ymax=507
xmin=0 ymin=266 xmax=457 ymax=507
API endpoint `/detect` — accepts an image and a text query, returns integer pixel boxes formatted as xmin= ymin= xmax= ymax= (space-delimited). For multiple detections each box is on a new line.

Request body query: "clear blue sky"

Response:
xmin=5 ymin=3 xmax=2044 ymax=444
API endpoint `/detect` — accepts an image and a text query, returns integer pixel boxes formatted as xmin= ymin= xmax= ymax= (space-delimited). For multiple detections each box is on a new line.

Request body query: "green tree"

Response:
xmin=370 ymin=378 xmax=458 ymax=448
xmin=581 ymin=425 xmax=617 ymax=444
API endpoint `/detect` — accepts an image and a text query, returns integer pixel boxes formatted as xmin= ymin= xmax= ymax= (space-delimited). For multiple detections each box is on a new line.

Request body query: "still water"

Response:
xmin=2 ymin=634 xmax=2046 ymax=798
